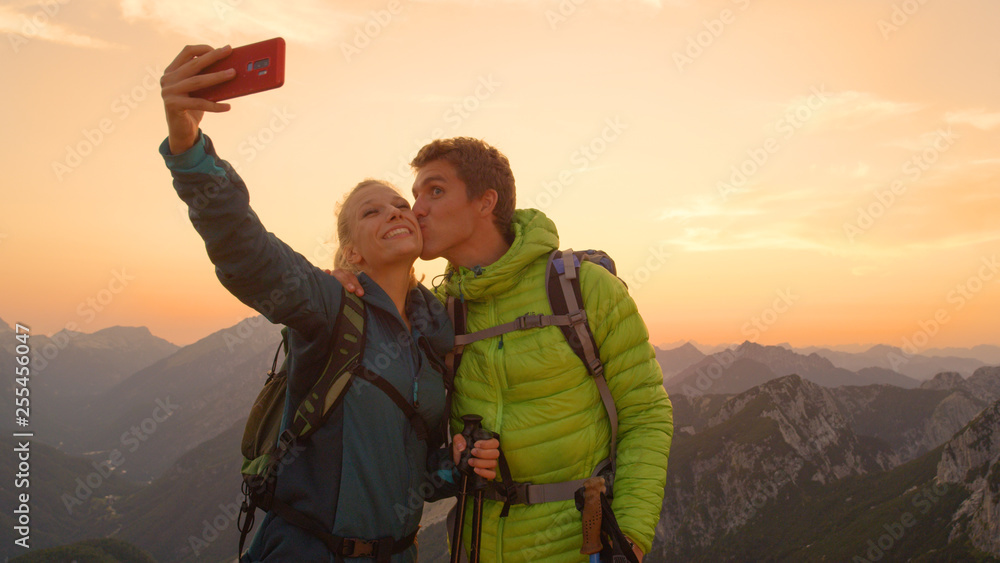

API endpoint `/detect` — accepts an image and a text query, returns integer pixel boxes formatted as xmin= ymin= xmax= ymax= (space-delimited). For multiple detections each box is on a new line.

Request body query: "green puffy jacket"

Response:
xmin=437 ymin=208 xmax=673 ymax=562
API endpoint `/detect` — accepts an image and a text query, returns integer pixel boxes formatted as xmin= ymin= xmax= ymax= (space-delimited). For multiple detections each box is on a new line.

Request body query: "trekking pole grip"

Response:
xmin=458 ymin=414 xmax=483 ymax=475
xmin=580 ymin=477 xmax=606 ymax=555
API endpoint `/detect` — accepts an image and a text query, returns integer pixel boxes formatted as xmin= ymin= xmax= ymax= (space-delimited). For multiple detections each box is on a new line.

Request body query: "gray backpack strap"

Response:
xmin=453 ymin=313 xmax=581 ymax=346
xmin=545 ymin=249 xmax=619 ymax=479
xmin=485 ymin=477 xmax=591 ymax=505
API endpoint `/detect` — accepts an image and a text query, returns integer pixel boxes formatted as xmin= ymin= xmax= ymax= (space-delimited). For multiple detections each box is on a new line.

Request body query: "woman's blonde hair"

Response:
xmin=333 ymin=179 xmax=420 ymax=290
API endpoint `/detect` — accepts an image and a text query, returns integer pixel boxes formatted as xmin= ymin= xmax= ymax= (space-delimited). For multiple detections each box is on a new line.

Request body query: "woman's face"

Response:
xmin=344 ymin=183 xmax=422 ymax=272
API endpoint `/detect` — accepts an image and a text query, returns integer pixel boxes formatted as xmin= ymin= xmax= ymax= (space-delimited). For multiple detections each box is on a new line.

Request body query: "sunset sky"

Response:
xmin=2 ymin=0 xmax=999 ymax=351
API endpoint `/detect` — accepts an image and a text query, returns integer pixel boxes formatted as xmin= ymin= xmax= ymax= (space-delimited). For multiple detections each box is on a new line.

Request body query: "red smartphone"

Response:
xmin=191 ymin=37 xmax=285 ymax=102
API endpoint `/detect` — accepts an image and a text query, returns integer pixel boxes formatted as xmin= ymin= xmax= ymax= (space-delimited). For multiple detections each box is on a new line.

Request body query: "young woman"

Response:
xmin=159 ymin=44 xmax=497 ymax=562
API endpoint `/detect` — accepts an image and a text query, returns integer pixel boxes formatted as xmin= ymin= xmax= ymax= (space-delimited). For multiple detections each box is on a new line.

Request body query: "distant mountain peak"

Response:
xmin=752 ymin=373 xmax=823 ymax=402
xmin=865 ymin=343 xmax=904 ymax=355
xmin=768 ymin=372 xmax=806 ymax=387
xmin=920 ymin=371 xmax=966 ymax=390
xmin=56 ymin=325 xmax=177 ymax=351
xmin=735 ymin=341 xmax=837 ymax=369
xmin=971 ymin=365 xmax=1000 ymax=381
xmin=677 ymin=341 xmax=704 ymax=355
xmin=97 ymin=325 xmax=152 ymax=335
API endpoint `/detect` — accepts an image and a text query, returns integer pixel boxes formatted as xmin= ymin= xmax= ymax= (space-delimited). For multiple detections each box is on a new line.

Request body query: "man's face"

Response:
xmin=411 ymin=159 xmax=480 ymax=262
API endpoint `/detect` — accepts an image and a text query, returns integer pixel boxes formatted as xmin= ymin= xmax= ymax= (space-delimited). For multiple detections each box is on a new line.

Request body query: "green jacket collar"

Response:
xmin=439 ymin=208 xmax=559 ymax=301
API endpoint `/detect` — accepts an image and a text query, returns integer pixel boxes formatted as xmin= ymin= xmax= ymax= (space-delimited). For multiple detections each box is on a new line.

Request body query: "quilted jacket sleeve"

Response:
xmin=159 ymin=131 xmax=340 ymax=339
xmin=580 ymin=262 xmax=673 ymax=555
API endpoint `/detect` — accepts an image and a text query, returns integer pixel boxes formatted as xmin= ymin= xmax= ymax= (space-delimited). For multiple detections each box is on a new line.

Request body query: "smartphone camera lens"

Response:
xmin=253 ymin=58 xmax=270 ymax=70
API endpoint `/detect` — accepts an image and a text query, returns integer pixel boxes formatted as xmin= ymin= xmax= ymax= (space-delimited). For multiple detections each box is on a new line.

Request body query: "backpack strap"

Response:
xmin=240 ymin=290 xmax=366 ymax=557
xmin=453 ymin=311 xmax=586 ymax=347
xmin=443 ymin=295 xmax=466 ymax=448
xmin=272 ymin=291 xmax=367 ymax=469
xmin=546 ymin=249 xmax=619 ymax=479
xmin=356 ymin=366 xmax=434 ymax=448
xmin=445 ymin=296 xmax=467 ymax=372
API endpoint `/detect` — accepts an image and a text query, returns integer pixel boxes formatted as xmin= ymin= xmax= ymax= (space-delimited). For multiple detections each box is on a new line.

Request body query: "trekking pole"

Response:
xmin=466 ymin=425 xmax=493 ymax=563
xmin=451 ymin=414 xmax=485 ymax=563
xmin=578 ymin=477 xmax=606 ymax=563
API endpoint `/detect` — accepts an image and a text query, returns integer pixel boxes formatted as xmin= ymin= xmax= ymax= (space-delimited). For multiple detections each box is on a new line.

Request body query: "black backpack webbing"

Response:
xmin=239 ymin=291 xmax=432 ymax=561
xmin=442 ymin=296 xmax=467 ymax=451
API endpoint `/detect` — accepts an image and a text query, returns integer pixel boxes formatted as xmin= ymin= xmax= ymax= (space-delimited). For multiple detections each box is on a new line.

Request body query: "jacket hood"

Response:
xmin=357 ymin=272 xmax=454 ymax=357
xmin=407 ymin=283 xmax=454 ymax=356
xmin=439 ymin=208 xmax=559 ymax=301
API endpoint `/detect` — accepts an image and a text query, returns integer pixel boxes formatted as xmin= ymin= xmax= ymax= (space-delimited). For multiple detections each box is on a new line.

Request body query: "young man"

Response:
xmin=341 ymin=137 xmax=673 ymax=562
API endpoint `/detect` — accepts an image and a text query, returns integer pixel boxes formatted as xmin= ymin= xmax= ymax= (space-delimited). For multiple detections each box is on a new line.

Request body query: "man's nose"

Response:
xmin=412 ymin=197 xmax=428 ymax=218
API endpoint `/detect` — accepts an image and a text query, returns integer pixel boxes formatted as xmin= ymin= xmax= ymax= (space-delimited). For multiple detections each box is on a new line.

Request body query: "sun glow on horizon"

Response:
xmin=3 ymin=0 xmax=999 ymax=351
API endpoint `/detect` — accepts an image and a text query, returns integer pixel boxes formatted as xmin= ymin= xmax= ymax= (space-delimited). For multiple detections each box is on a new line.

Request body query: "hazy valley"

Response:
xmin=2 ymin=317 xmax=999 ymax=562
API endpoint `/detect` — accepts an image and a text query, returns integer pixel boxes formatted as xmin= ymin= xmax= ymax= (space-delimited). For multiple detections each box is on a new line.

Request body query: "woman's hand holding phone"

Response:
xmin=160 ymin=45 xmax=236 ymax=155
